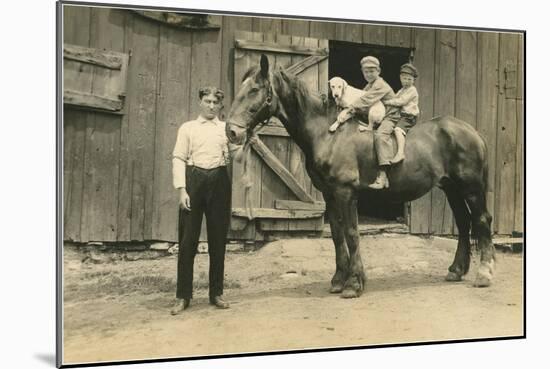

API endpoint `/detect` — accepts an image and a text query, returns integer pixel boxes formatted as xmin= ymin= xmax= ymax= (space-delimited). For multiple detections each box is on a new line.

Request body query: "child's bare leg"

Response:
xmin=390 ymin=127 xmax=406 ymax=164
xmin=329 ymin=109 xmax=352 ymax=133
xmin=329 ymin=120 xmax=340 ymax=132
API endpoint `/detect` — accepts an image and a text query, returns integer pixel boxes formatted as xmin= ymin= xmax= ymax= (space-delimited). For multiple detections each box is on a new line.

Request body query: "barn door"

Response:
xmin=230 ymin=31 xmax=329 ymax=241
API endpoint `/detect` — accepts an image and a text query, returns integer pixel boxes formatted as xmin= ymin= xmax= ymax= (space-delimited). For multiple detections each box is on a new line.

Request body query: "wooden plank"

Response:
xmin=252 ymin=17 xmax=282 ymax=35
xmin=362 ymin=24 xmax=386 ymax=45
xmin=234 ymin=39 xmax=329 ymax=56
xmin=232 ymin=208 xmax=324 ymax=219
xmin=78 ymin=7 xmax=125 ymax=242
xmin=260 ymin=220 xmax=324 ymax=232
xmin=286 ymin=55 xmax=328 ymax=76
xmin=63 ymin=109 xmax=88 ymax=241
xmin=456 ymin=31 xmax=478 ymax=128
xmin=476 ymin=32 xmax=499 ymax=233
xmin=385 ymin=26 xmax=412 ymax=48
xmin=309 ymin=20 xmax=336 ymax=40
xmin=116 ymin=11 xmax=134 ymax=241
xmin=335 ymin=22 xmax=363 ymax=43
xmin=431 ymin=30 xmax=456 ymax=235
xmin=251 ymin=136 xmax=315 ymax=203
xmin=64 ymin=43 xmax=123 ymax=69
xmin=63 ymin=108 xmax=75 ymax=232
xmin=492 ymin=237 xmax=523 ymax=245
xmin=62 ymin=7 xmax=95 ymax=110
xmin=495 ymin=33 xmax=520 ymax=235
xmin=132 ymin=11 xmax=221 ymax=30
xmin=281 ymin=18 xmax=309 ymax=37
xmin=514 ymin=34 xmax=524 ymax=233
xmin=118 ymin=14 xmax=161 ymax=241
xmin=64 ymin=90 xmax=122 ymax=112
xmin=275 ymin=200 xmax=326 ymax=211
xmin=151 ymin=25 xmax=193 ymax=242
xmin=409 ymin=28 xmax=435 ymax=234
xmin=79 ymin=112 xmax=122 ymax=242
xmin=63 ymin=5 xmax=91 ymax=242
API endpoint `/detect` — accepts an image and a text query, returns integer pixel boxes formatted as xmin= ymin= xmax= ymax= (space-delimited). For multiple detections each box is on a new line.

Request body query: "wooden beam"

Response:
xmin=275 ymin=200 xmax=325 ymax=211
xmin=257 ymin=125 xmax=289 ymax=137
xmin=285 ymin=55 xmax=328 ymax=75
xmin=132 ymin=11 xmax=221 ymax=29
xmin=64 ymin=44 xmax=123 ymax=70
xmin=232 ymin=208 xmax=324 ymax=219
xmin=249 ymin=136 xmax=315 ymax=203
xmin=64 ymin=90 xmax=123 ymax=112
xmin=493 ymin=237 xmax=523 ymax=245
xmin=235 ymin=39 xmax=329 ymax=56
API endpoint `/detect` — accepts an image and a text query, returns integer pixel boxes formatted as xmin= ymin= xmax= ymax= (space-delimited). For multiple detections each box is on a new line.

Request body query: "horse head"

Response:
xmin=226 ymin=54 xmax=280 ymax=145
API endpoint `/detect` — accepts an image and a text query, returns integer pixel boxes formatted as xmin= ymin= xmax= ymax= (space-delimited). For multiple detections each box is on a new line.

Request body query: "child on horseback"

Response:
xmin=384 ymin=63 xmax=420 ymax=164
xmin=341 ymin=56 xmax=399 ymax=189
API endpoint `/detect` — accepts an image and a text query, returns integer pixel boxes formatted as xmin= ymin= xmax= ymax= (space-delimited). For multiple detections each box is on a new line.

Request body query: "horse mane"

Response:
xmin=240 ymin=65 xmax=333 ymax=116
xmin=272 ymin=68 xmax=331 ymax=117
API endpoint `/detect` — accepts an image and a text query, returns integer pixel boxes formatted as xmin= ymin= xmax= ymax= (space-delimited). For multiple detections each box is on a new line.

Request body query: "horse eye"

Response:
xmin=248 ymin=107 xmax=258 ymax=114
xmin=249 ymin=87 xmax=259 ymax=93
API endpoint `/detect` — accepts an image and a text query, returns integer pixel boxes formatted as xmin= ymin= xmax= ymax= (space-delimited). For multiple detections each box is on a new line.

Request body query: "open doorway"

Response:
xmin=329 ymin=40 xmax=412 ymax=224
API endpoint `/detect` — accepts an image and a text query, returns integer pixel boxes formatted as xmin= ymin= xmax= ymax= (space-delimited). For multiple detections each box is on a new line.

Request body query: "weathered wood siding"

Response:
xmin=63 ymin=5 xmax=524 ymax=241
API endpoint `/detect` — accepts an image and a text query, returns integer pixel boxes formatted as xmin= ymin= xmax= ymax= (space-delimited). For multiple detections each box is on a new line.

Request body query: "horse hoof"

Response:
xmin=473 ymin=275 xmax=492 ymax=287
xmin=341 ymin=288 xmax=360 ymax=299
xmin=473 ymin=260 xmax=495 ymax=288
xmin=445 ymin=271 xmax=463 ymax=282
xmin=330 ymin=284 xmax=344 ymax=294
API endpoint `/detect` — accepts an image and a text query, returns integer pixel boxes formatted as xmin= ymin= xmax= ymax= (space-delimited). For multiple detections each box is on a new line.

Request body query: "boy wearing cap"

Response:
xmin=341 ymin=55 xmax=400 ymax=190
xmin=384 ymin=63 xmax=420 ymax=164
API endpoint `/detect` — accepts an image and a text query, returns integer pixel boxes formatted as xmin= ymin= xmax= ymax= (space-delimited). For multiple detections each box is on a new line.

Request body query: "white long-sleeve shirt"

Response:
xmin=172 ymin=115 xmax=230 ymax=189
xmin=385 ymin=85 xmax=419 ymax=116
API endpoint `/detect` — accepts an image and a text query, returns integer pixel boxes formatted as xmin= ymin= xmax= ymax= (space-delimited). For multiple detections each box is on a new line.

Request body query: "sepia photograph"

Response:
xmin=58 ymin=0 xmax=525 ymax=366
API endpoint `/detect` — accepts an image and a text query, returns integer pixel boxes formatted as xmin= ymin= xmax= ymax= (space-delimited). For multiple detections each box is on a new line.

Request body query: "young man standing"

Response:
xmin=171 ymin=86 xmax=232 ymax=315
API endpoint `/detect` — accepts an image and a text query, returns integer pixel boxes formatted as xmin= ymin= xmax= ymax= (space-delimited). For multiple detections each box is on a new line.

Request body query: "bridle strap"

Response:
xmin=229 ymin=82 xmax=274 ymax=130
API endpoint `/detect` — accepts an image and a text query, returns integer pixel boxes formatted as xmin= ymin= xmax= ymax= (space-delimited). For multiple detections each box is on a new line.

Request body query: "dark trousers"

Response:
xmin=176 ymin=165 xmax=231 ymax=300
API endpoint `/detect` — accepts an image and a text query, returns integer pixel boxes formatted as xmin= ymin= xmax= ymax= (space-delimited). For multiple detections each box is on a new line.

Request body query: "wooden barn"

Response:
xmin=62 ymin=4 xmax=524 ymax=244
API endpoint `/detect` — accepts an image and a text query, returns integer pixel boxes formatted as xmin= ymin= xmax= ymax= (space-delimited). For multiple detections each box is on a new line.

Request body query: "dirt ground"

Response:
xmin=62 ymin=234 xmax=524 ymax=365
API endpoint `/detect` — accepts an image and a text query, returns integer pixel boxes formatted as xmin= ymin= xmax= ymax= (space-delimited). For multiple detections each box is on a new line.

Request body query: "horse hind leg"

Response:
xmin=464 ymin=189 xmax=495 ymax=287
xmin=442 ymin=182 xmax=472 ymax=282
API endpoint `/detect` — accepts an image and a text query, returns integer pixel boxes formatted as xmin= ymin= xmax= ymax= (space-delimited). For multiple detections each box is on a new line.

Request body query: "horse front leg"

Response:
xmin=324 ymin=193 xmax=350 ymax=293
xmin=335 ymin=187 xmax=365 ymax=298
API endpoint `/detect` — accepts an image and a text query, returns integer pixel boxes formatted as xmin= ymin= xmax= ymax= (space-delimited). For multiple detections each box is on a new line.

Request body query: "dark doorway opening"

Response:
xmin=329 ymin=40 xmax=412 ymax=223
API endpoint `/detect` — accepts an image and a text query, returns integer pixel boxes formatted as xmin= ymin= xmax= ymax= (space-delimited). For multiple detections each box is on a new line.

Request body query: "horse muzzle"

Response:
xmin=226 ymin=121 xmax=247 ymax=145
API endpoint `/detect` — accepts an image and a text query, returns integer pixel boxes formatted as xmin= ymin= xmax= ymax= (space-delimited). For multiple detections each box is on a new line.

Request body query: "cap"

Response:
xmin=400 ymin=63 xmax=418 ymax=78
xmin=360 ymin=56 xmax=380 ymax=69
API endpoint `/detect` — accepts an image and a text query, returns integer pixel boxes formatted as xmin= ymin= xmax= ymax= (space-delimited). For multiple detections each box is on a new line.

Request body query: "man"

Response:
xmin=170 ymin=86 xmax=232 ymax=315
xmin=337 ymin=56 xmax=399 ymax=189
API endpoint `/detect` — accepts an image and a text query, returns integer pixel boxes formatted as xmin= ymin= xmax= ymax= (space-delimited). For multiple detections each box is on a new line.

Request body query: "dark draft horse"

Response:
xmin=226 ymin=54 xmax=495 ymax=298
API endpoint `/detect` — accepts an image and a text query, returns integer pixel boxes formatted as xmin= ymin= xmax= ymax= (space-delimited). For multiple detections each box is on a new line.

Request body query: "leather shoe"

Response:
xmin=209 ymin=295 xmax=230 ymax=309
xmin=170 ymin=298 xmax=190 ymax=315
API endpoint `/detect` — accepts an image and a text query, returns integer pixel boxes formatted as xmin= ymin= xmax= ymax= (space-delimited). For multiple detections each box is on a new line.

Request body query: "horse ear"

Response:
xmin=260 ymin=54 xmax=269 ymax=79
